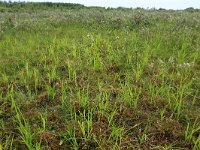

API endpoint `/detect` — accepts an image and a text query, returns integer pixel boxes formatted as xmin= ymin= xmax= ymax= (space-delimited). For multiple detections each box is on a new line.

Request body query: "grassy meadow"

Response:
xmin=0 ymin=2 xmax=200 ymax=150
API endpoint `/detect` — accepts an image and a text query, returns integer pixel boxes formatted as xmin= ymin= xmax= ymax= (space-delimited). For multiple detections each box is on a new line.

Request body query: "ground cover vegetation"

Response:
xmin=0 ymin=2 xmax=200 ymax=150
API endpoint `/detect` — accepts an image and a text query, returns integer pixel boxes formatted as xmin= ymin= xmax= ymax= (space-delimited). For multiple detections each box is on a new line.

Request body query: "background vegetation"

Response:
xmin=0 ymin=2 xmax=200 ymax=150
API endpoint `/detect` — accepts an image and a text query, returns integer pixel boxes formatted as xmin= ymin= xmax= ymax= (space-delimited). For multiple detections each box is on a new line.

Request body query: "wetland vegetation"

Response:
xmin=0 ymin=2 xmax=200 ymax=149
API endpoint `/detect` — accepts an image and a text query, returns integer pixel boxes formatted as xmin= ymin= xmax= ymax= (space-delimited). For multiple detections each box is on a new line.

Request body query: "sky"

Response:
xmin=11 ymin=0 xmax=200 ymax=10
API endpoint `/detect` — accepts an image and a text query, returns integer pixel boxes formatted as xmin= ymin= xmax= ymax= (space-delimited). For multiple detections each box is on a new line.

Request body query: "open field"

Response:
xmin=0 ymin=2 xmax=200 ymax=150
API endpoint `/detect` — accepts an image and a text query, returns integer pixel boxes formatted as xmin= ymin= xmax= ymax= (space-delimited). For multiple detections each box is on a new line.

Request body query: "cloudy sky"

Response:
xmin=13 ymin=0 xmax=200 ymax=10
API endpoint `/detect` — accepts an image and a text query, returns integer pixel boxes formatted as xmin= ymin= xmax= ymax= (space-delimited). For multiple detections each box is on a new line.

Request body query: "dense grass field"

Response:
xmin=0 ymin=3 xmax=200 ymax=150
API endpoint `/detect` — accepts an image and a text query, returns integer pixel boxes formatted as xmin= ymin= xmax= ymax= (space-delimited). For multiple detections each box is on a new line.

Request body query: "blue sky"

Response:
xmin=12 ymin=0 xmax=200 ymax=9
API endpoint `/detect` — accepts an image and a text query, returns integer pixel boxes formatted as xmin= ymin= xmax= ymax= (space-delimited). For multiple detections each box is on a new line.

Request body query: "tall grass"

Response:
xmin=0 ymin=5 xmax=200 ymax=150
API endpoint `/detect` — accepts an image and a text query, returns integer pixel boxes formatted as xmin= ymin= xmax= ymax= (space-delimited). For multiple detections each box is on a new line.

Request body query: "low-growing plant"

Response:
xmin=0 ymin=4 xmax=200 ymax=149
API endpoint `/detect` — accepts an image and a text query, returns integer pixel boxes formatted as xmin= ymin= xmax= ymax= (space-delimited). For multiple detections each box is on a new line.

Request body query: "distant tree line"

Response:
xmin=0 ymin=1 xmax=84 ymax=11
xmin=0 ymin=1 xmax=199 ymax=12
